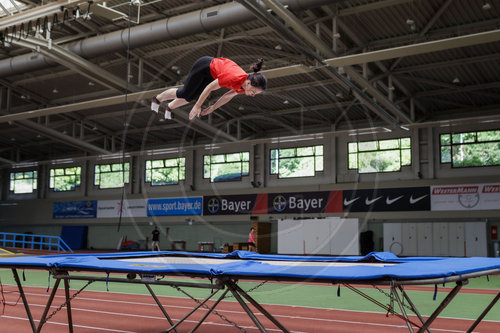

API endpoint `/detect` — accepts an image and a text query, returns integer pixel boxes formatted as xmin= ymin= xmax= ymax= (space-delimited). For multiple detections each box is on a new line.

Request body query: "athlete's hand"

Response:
xmin=189 ymin=105 xmax=201 ymax=120
xmin=200 ymin=106 xmax=214 ymax=116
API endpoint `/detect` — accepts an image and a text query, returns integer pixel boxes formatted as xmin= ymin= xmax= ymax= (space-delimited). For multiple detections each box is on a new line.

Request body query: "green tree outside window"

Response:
xmin=49 ymin=166 xmax=81 ymax=191
xmin=203 ymin=152 xmax=249 ymax=182
xmin=440 ymin=130 xmax=500 ymax=167
xmin=9 ymin=171 xmax=38 ymax=194
xmin=145 ymin=158 xmax=186 ymax=185
xmin=348 ymin=138 xmax=411 ymax=173
xmin=270 ymin=145 xmax=323 ymax=178
xmin=94 ymin=163 xmax=130 ymax=189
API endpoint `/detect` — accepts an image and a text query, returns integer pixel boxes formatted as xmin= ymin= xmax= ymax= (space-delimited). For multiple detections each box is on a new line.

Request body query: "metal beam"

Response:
xmin=18 ymin=120 xmax=111 ymax=155
xmin=0 ymin=61 xmax=325 ymax=125
xmin=11 ymin=36 xmax=139 ymax=94
xmin=326 ymin=29 xmax=500 ymax=67
xmin=258 ymin=0 xmax=410 ymax=125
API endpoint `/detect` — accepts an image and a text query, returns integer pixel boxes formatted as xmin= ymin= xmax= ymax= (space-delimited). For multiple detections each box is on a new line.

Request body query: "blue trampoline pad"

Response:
xmin=1 ymin=251 xmax=499 ymax=283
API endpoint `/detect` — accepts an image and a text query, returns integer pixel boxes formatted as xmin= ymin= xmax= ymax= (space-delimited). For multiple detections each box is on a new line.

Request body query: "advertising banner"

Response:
xmin=53 ymin=201 xmax=97 ymax=219
xmin=268 ymin=191 xmax=342 ymax=214
xmin=431 ymin=183 xmax=500 ymax=211
xmin=343 ymin=187 xmax=430 ymax=212
xmin=148 ymin=197 xmax=203 ymax=216
xmin=203 ymin=194 xmax=267 ymax=215
xmin=97 ymin=199 xmax=147 ymax=218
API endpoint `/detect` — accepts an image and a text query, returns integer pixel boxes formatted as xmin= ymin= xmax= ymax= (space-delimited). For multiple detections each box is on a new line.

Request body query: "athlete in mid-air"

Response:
xmin=151 ymin=57 xmax=267 ymax=120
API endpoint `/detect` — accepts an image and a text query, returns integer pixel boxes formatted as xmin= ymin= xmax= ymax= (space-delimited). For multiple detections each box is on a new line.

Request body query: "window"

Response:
xmin=270 ymin=145 xmax=323 ymax=178
xmin=145 ymin=157 xmax=185 ymax=185
xmin=49 ymin=166 xmax=81 ymax=191
xmin=203 ymin=152 xmax=249 ymax=182
xmin=348 ymin=137 xmax=411 ymax=173
xmin=9 ymin=170 xmax=37 ymax=194
xmin=440 ymin=130 xmax=500 ymax=167
xmin=94 ymin=162 xmax=130 ymax=189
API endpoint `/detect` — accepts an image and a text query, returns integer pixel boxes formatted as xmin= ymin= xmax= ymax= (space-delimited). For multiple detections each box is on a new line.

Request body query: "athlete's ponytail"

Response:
xmin=248 ymin=58 xmax=267 ymax=90
xmin=250 ymin=58 xmax=264 ymax=73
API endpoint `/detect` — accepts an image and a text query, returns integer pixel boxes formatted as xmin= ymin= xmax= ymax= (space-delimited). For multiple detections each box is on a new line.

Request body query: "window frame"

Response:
xmin=439 ymin=129 xmax=500 ymax=168
xmin=203 ymin=151 xmax=250 ymax=183
xmin=269 ymin=144 xmax=324 ymax=179
xmin=145 ymin=157 xmax=186 ymax=186
xmin=94 ymin=162 xmax=130 ymax=189
xmin=9 ymin=170 xmax=38 ymax=194
xmin=49 ymin=166 xmax=82 ymax=192
xmin=347 ymin=137 xmax=412 ymax=174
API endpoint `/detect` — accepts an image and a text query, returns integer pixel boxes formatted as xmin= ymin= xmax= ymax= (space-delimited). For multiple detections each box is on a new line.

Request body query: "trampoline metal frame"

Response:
xmin=6 ymin=267 xmax=500 ymax=333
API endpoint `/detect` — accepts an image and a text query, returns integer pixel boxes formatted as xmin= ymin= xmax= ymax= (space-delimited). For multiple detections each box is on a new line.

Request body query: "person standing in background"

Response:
xmin=151 ymin=226 xmax=161 ymax=251
xmin=248 ymin=227 xmax=257 ymax=252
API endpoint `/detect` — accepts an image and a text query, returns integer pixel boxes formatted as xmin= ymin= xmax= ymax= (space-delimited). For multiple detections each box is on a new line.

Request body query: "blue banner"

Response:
xmin=53 ymin=201 xmax=97 ymax=219
xmin=147 ymin=197 xmax=202 ymax=216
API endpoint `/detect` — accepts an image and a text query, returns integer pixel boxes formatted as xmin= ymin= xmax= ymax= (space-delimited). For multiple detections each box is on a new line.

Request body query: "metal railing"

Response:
xmin=0 ymin=232 xmax=73 ymax=253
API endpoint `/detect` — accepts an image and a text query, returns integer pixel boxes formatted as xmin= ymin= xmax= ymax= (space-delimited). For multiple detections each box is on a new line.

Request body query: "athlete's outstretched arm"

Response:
xmin=189 ymin=79 xmax=221 ymax=120
xmin=201 ymin=90 xmax=238 ymax=116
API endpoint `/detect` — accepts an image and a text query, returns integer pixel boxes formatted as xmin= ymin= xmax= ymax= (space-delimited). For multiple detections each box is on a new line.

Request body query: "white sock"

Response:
xmin=151 ymin=102 xmax=159 ymax=113
xmin=151 ymin=97 xmax=160 ymax=113
xmin=165 ymin=110 xmax=172 ymax=120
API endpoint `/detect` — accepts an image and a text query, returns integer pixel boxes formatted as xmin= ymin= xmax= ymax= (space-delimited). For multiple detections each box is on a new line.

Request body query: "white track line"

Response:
xmin=0 ymin=315 xmax=137 ymax=333
xmin=2 ymin=290 xmax=475 ymax=333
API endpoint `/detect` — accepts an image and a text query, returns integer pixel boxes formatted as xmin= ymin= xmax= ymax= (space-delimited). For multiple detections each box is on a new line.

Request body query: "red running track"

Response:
xmin=0 ymin=285 xmax=499 ymax=333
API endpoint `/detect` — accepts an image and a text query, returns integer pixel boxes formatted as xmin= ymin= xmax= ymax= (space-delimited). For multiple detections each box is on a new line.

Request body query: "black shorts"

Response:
xmin=176 ymin=56 xmax=214 ymax=102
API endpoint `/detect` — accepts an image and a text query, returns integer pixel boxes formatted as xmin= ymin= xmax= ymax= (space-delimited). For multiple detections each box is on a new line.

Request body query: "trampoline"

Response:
xmin=1 ymin=251 xmax=499 ymax=333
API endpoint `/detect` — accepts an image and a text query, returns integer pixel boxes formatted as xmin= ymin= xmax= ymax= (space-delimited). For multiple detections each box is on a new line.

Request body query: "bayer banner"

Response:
xmin=343 ymin=187 xmax=430 ymax=212
xmin=148 ymin=197 xmax=202 ymax=216
xmin=268 ymin=191 xmax=342 ymax=214
xmin=431 ymin=183 xmax=500 ymax=211
xmin=203 ymin=194 xmax=267 ymax=215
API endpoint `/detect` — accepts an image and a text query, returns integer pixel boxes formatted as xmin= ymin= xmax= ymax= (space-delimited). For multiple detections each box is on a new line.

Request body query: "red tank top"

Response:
xmin=210 ymin=58 xmax=247 ymax=94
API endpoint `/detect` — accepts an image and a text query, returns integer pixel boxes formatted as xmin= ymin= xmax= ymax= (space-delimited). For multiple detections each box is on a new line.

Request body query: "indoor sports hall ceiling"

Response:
xmin=0 ymin=0 xmax=499 ymax=164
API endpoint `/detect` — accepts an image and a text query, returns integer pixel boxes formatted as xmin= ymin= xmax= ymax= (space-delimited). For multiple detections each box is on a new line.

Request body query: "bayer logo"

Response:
xmin=207 ymin=198 xmax=220 ymax=214
xmin=272 ymin=195 xmax=287 ymax=212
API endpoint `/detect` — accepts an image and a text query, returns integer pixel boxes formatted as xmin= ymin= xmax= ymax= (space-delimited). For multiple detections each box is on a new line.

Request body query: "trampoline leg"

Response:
xmin=233 ymin=283 xmax=290 ymax=333
xmin=189 ymin=288 xmax=230 ymax=333
xmin=12 ymin=269 xmax=37 ymax=333
xmin=391 ymin=285 xmax=414 ymax=333
xmin=161 ymin=288 xmax=221 ymax=333
xmin=145 ymin=283 xmax=178 ymax=333
xmin=226 ymin=280 xmax=268 ymax=333
xmin=466 ymin=291 xmax=500 ymax=333
xmin=63 ymin=279 xmax=74 ymax=333
xmin=417 ymin=281 xmax=464 ymax=333
xmin=398 ymin=286 xmax=432 ymax=333
xmin=37 ymin=278 xmax=62 ymax=332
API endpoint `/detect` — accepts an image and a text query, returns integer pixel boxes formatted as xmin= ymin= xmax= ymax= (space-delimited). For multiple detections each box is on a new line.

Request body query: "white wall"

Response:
xmin=278 ymin=217 xmax=359 ymax=255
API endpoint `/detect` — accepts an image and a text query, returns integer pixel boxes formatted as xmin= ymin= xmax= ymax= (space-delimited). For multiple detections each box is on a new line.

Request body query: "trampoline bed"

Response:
xmin=1 ymin=251 xmax=499 ymax=333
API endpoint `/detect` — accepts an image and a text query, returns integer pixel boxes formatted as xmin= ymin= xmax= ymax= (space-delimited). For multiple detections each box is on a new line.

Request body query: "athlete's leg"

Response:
xmin=162 ymin=98 xmax=189 ymax=119
xmin=151 ymin=88 xmax=178 ymax=113
xmin=157 ymin=88 xmax=178 ymax=102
